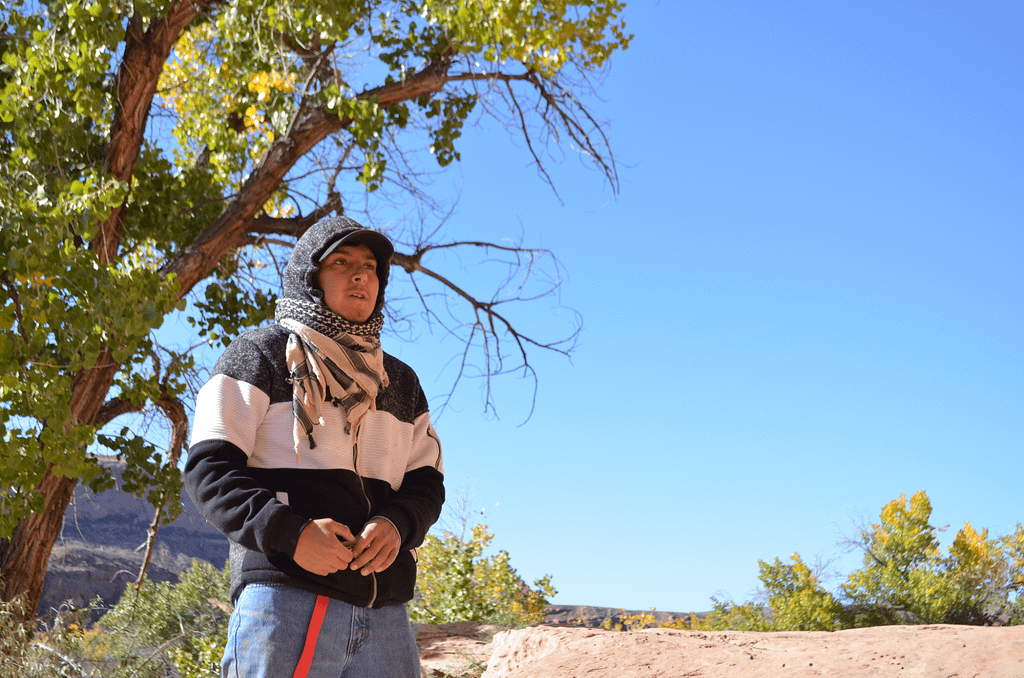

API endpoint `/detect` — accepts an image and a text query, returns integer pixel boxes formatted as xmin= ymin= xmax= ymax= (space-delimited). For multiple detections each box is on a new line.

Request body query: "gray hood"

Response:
xmin=283 ymin=216 xmax=394 ymax=316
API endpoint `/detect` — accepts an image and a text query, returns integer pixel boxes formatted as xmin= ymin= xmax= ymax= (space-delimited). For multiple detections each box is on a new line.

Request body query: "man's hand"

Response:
xmin=293 ymin=518 xmax=356 ymax=576
xmin=349 ymin=518 xmax=400 ymax=576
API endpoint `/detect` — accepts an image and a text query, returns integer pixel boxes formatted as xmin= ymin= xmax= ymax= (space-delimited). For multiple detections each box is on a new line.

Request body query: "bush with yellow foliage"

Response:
xmin=670 ymin=491 xmax=1022 ymax=632
xmin=408 ymin=522 xmax=556 ymax=628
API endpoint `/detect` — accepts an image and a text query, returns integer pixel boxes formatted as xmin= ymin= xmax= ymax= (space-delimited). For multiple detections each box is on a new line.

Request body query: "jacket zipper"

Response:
xmin=352 ymin=434 xmax=378 ymax=608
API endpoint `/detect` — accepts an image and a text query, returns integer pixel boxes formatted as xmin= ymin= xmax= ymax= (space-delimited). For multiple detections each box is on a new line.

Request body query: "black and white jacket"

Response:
xmin=184 ymin=218 xmax=444 ymax=608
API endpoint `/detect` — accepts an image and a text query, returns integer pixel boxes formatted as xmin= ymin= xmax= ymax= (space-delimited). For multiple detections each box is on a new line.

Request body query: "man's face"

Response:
xmin=317 ymin=243 xmax=379 ymax=322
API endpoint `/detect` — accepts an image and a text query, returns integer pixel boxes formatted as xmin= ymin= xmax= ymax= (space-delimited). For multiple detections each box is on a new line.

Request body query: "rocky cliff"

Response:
xmin=41 ymin=456 xmax=228 ymax=616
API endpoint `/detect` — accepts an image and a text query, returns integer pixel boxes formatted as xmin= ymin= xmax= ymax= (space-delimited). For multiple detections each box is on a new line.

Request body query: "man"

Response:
xmin=185 ymin=216 xmax=445 ymax=678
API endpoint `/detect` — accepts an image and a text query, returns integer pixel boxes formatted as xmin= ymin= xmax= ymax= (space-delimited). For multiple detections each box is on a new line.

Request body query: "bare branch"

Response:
xmin=132 ymin=394 xmax=188 ymax=592
xmin=390 ymin=237 xmax=580 ymax=421
xmin=447 ymin=65 xmax=619 ymax=195
xmin=503 ymin=77 xmax=561 ymax=202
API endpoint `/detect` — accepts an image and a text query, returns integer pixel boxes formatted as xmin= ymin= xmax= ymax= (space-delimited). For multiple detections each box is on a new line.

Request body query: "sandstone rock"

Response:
xmin=480 ymin=623 xmax=1024 ymax=678
xmin=416 ymin=622 xmax=497 ymax=677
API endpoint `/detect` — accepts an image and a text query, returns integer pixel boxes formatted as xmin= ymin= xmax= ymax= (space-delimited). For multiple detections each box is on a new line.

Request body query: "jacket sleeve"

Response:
xmin=183 ymin=338 xmax=310 ymax=557
xmin=184 ymin=440 xmax=311 ymax=558
xmin=374 ymin=382 xmax=445 ymax=552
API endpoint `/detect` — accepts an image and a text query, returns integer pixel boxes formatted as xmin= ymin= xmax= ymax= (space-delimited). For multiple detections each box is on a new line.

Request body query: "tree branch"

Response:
xmin=0 ymin=272 xmax=28 ymax=344
xmin=447 ymin=67 xmax=619 ymax=195
xmin=390 ymin=239 xmax=580 ymax=421
xmin=250 ymin=190 xmax=344 ymax=237
xmin=95 ymin=398 xmax=145 ymax=429
xmin=161 ymin=48 xmax=457 ymax=297
xmin=132 ymin=394 xmax=188 ymax=592
xmin=96 ymin=0 xmax=218 ymax=265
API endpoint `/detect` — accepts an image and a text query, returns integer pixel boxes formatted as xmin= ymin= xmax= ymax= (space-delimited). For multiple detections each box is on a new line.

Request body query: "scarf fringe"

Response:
xmin=278 ymin=313 xmax=388 ymax=464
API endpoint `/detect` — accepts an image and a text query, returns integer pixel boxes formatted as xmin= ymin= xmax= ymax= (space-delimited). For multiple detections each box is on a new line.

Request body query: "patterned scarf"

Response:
xmin=275 ymin=298 xmax=389 ymax=464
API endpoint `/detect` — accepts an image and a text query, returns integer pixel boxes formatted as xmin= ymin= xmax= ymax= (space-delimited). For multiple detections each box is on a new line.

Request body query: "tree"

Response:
xmin=696 ymin=491 xmax=1023 ymax=631
xmin=693 ymin=554 xmax=843 ymax=632
xmin=758 ymin=553 xmax=845 ymax=631
xmin=407 ymin=522 xmax=555 ymax=626
xmin=841 ymin=490 xmax=945 ymax=625
xmin=842 ymin=491 xmax=1021 ymax=626
xmin=1000 ymin=524 xmax=1024 ymax=625
xmin=0 ymin=0 xmax=631 ymax=617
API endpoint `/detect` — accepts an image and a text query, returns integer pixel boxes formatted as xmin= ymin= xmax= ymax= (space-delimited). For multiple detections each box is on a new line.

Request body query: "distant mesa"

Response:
xmin=42 ymin=455 xmax=229 ymax=618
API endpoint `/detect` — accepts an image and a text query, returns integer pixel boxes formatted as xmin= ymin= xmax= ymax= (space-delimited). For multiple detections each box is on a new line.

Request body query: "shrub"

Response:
xmin=696 ymin=597 xmax=774 ymax=632
xmin=0 ymin=595 xmax=111 ymax=678
xmin=99 ymin=559 xmax=232 ymax=678
xmin=679 ymin=491 xmax=1022 ymax=632
xmin=842 ymin=492 xmax=1019 ymax=626
xmin=408 ymin=523 xmax=555 ymax=627
xmin=760 ymin=554 xmax=846 ymax=631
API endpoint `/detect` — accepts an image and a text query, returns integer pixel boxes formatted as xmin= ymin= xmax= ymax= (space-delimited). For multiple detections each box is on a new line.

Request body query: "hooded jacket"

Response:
xmin=184 ymin=217 xmax=444 ymax=608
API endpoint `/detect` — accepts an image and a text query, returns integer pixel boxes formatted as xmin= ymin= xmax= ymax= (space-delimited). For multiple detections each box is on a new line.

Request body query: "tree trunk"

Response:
xmin=0 ymin=1 xmax=212 ymax=617
xmin=0 ymin=348 xmax=121 ymax=618
xmin=0 ymin=473 xmax=78 ymax=619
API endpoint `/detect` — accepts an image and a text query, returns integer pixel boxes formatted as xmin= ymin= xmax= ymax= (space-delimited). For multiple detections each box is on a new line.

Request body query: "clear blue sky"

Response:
xmin=381 ymin=0 xmax=1023 ymax=613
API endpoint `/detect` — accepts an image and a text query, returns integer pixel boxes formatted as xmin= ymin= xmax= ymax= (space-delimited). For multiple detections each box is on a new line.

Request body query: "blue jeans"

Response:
xmin=222 ymin=584 xmax=421 ymax=678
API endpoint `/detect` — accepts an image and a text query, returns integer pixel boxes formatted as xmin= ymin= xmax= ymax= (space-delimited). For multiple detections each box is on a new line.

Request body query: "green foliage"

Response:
xmin=421 ymin=0 xmax=632 ymax=77
xmin=189 ymin=279 xmax=277 ymax=348
xmin=840 ymin=491 xmax=1019 ymax=626
xmin=932 ymin=522 xmax=1007 ymax=625
xmin=0 ymin=232 xmax=183 ymax=535
xmin=842 ymin=490 xmax=942 ymax=625
xmin=695 ymin=597 xmax=774 ymax=632
xmin=1001 ymin=524 xmax=1024 ymax=625
xmin=685 ymin=491 xmax=1022 ymax=632
xmin=172 ymin=634 xmax=228 ymax=678
xmin=759 ymin=554 xmax=845 ymax=631
xmin=408 ymin=522 xmax=556 ymax=627
xmin=674 ymin=554 xmax=842 ymax=632
xmin=425 ymin=92 xmax=478 ymax=168
xmin=0 ymin=0 xmax=189 ymax=529
xmin=99 ymin=560 xmax=232 ymax=677
xmin=0 ymin=561 xmax=230 ymax=677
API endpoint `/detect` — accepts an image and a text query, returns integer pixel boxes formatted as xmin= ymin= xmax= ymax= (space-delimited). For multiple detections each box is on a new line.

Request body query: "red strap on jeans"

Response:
xmin=292 ymin=595 xmax=330 ymax=678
